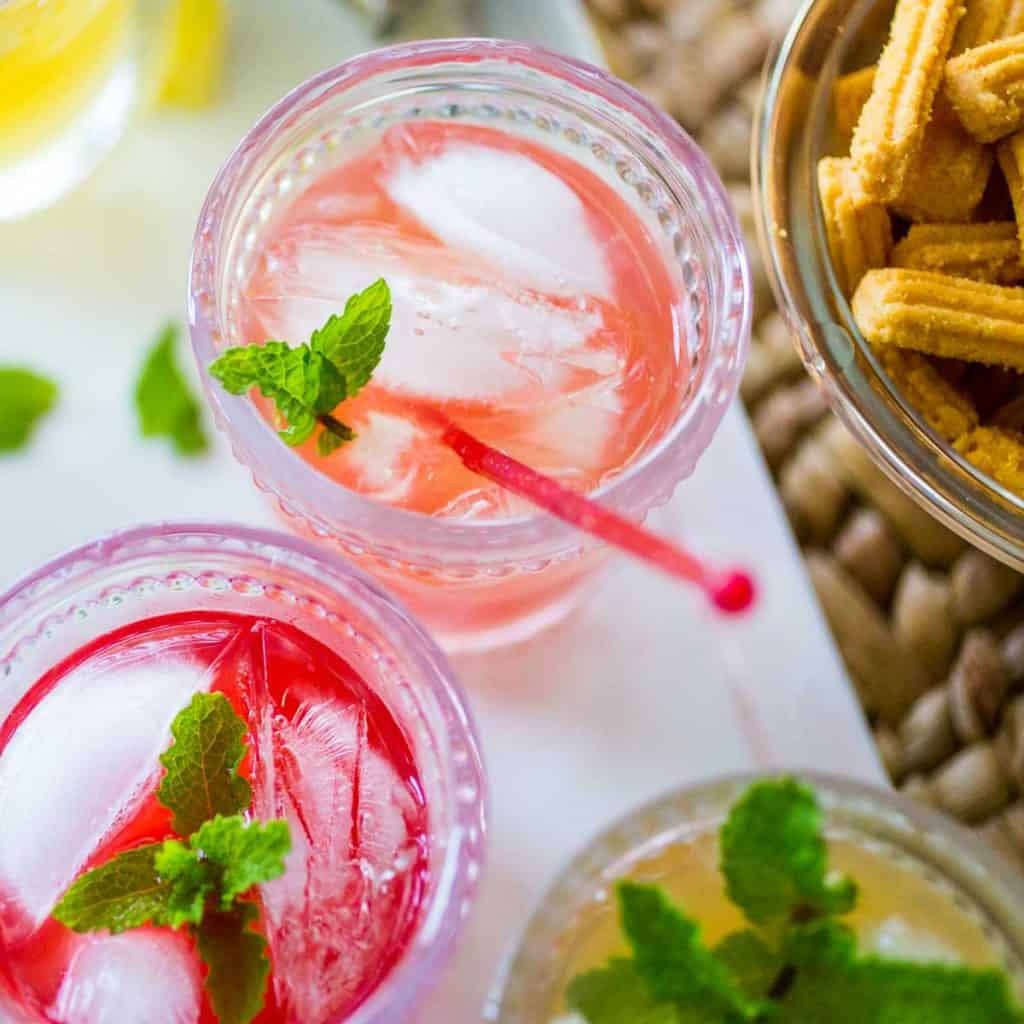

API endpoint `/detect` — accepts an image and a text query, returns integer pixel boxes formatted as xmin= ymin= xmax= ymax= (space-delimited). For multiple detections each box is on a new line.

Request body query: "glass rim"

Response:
xmin=0 ymin=521 xmax=487 ymax=1024
xmin=188 ymin=37 xmax=751 ymax=564
xmin=488 ymin=769 xmax=1024 ymax=1020
xmin=753 ymin=0 xmax=1024 ymax=572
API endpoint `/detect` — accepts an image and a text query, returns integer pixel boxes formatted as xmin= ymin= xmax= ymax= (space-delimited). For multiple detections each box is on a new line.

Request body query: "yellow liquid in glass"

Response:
xmin=550 ymin=834 xmax=1009 ymax=1017
xmin=0 ymin=0 xmax=132 ymax=161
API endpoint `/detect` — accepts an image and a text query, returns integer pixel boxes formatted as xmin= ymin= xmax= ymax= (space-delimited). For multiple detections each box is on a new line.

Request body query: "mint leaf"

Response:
xmin=195 ymin=815 xmax=289 ymax=905
xmin=782 ymin=919 xmax=858 ymax=971
xmin=778 ymin=956 xmax=1024 ymax=1023
xmin=52 ymin=844 xmax=171 ymax=933
xmin=208 ymin=280 xmax=390 ymax=456
xmin=721 ymin=778 xmax=857 ymax=928
xmin=135 ymin=323 xmax=208 ymax=455
xmin=156 ymin=815 xmax=289 ymax=921
xmin=568 ymin=959 xmax=682 ymax=1024
xmin=207 ymin=345 xmax=262 ymax=393
xmin=196 ymin=903 xmax=271 ymax=1024
xmin=158 ymin=692 xmax=252 ymax=835
xmin=209 ymin=341 xmax=333 ymax=447
xmin=619 ymin=883 xmax=764 ymax=1020
xmin=0 ymin=367 xmax=58 ymax=452
xmin=713 ymin=931 xmax=782 ymax=1002
xmin=154 ymin=838 xmax=216 ymax=928
xmin=310 ymin=278 xmax=390 ymax=394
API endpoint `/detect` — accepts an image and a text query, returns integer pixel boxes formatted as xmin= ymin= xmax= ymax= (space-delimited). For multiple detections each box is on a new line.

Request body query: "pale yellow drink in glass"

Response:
xmin=489 ymin=776 xmax=1024 ymax=1023
xmin=0 ymin=0 xmax=135 ymax=218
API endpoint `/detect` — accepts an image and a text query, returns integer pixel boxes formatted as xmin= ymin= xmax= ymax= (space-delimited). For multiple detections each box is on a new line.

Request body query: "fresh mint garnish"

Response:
xmin=158 ymin=690 xmax=252 ymax=835
xmin=157 ymin=815 xmax=290 ymax=924
xmin=52 ymin=693 xmax=290 ymax=1024
xmin=135 ymin=323 xmax=209 ymax=455
xmin=0 ymin=367 xmax=58 ymax=453
xmin=567 ymin=778 xmax=1024 ymax=1024
xmin=209 ymin=278 xmax=391 ymax=454
xmin=720 ymin=776 xmax=857 ymax=928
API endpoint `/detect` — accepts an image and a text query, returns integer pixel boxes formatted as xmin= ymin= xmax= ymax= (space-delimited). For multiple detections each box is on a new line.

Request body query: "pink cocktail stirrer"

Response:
xmin=410 ymin=403 xmax=756 ymax=615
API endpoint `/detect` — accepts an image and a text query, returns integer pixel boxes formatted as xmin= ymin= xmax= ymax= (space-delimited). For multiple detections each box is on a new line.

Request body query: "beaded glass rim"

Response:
xmin=0 ymin=521 xmax=487 ymax=1024
xmin=188 ymin=38 xmax=752 ymax=574
xmin=486 ymin=771 xmax=1024 ymax=1021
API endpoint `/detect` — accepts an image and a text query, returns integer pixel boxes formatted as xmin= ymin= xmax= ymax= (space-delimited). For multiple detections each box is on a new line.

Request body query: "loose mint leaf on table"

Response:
xmin=568 ymin=959 xmax=682 ymax=1024
xmin=208 ymin=278 xmax=391 ymax=453
xmin=0 ymin=367 xmax=58 ymax=453
xmin=158 ymin=691 xmax=252 ymax=835
xmin=135 ymin=323 xmax=208 ymax=455
xmin=720 ymin=777 xmax=857 ymax=927
xmin=156 ymin=815 xmax=290 ymax=922
xmin=52 ymin=844 xmax=171 ymax=934
xmin=197 ymin=902 xmax=272 ymax=1024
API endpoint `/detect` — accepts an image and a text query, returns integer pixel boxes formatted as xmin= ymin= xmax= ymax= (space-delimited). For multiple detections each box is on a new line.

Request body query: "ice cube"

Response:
xmin=388 ymin=144 xmax=612 ymax=300
xmin=864 ymin=917 xmax=959 ymax=964
xmin=50 ymin=931 xmax=201 ymax=1024
xmin=0 ymin=654 xmax=210 ymax=934
xmin=343 ymin=411 xmax=423 ymax=504
xmin=248 ymin=223 xmax=606 ymax=402
xmin=0 ymin=987 xmax=39 ymax=1023
xmin=252 ymin=696 xmax=419 ymax=1023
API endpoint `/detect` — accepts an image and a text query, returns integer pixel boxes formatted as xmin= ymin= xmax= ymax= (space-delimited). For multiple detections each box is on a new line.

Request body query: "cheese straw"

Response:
xmin=818 ymin=157 xmax=893 ymax=296
xmin=853 ymin=268 xmax=1024 ymax=370
xmin=891 ymin=221 xmax=1024 ymax=282
xmin=851 ymin=0 xmax=965 ymax=200
xmin=946 ymin=32 xmax=1024 ymax=142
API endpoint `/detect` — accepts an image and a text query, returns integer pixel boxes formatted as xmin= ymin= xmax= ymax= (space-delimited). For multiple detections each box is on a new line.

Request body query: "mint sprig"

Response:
xmin=135 ymin=323 xmax=209 ymax=455
xmin=567 ymin=778 xmax=1024 ymax=1024
xmin=52 ymin=693 xmax=290 ymax=1024
xmin=209 ymin=278 xmax=391 ymax=454
xmin=0 ymin=367 xmax=58 ymax=453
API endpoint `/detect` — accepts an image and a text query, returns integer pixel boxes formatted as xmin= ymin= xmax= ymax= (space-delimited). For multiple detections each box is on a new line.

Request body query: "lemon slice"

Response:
xmin=154 ymin=0 xmax=226 ymax=109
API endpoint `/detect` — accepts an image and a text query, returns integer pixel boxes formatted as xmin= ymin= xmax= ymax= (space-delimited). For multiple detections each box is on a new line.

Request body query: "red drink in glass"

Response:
xmin=0 ymin=525 xmax=485 ymax=1024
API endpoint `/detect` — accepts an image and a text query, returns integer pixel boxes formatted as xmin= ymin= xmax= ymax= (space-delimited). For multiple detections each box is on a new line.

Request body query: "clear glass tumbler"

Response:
xmin=487 ymin=773 xmax=1024 ymax=1022
xmin=188 ymin=38 xmax=752 ymax=653
xmin=0 ymin=522 xmax=486 ymax=1023
xmin=0 ymin=0 xmax=145 ymax=220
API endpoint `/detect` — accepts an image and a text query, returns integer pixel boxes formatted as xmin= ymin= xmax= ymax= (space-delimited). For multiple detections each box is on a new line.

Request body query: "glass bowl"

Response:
xmin=754 ymin=0 xmax=1024 ymax=569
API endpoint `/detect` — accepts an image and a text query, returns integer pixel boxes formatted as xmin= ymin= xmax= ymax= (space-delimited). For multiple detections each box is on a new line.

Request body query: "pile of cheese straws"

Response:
xmin=821 ymin=0 xmax=1024 ymax=496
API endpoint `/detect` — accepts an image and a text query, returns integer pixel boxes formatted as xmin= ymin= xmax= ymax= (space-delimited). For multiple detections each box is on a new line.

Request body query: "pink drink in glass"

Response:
xmin=0 ymin=524 xmax=486 ymax=1024
xmin=190 ymin=40 xmax=751 ymax=652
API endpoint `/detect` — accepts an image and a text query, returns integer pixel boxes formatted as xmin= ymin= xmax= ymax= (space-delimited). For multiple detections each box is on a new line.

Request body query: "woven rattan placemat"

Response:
xmin=586 ymin=0 xmax=1024 ymax=866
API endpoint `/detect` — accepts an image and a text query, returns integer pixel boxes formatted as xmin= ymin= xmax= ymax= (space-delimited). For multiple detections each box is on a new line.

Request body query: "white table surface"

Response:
xmin=0 ymin=1 xmax=884 ymax=1019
